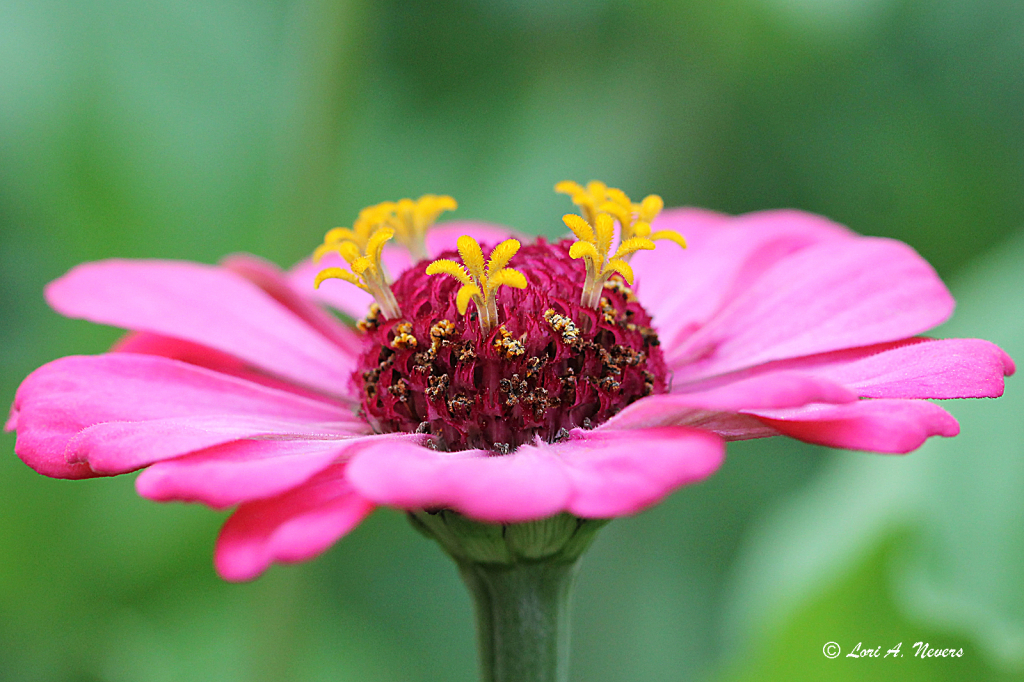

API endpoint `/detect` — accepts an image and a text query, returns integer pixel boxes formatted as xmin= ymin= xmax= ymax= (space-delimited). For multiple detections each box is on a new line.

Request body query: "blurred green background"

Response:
xmin=1 ymin=0 xmax=1022 ymax=680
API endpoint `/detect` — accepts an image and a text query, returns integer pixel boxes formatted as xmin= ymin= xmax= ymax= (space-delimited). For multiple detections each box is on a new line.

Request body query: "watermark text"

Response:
xmin=822 ymin=641 xmax=964 ymax=659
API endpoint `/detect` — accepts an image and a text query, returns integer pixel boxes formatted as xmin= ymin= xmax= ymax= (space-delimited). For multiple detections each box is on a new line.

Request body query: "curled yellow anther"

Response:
xmin=425 ymin=236 xmax=528 ymax=335
xmin=314 ymin=202 xmax=396 ymax=265
xmin=315 ymin=194 xmax=457 ymax=267
xmin=314 ymin=267 xmax=365 ymax=291
xmin=382 ymin=194 xmax=458 ymax=261
xmin=646 ymin=229 xmax=688 ymax=250
xmin=562 ymin=214 xmax=597 ymax=244
xmin=564 ymin=214 xmax=655 ymax=309
xmin=558 ymin=180 xmax=685 ymax=261
xmin=555 ymin=180 xmax=610 ymax=225
xmin=311 ymin=194 xmax=458 ymax=321
xmin=313 ymin=222 xmax=401 ymax=320
xmin=599 ymin=190 xmax=686 ymax=257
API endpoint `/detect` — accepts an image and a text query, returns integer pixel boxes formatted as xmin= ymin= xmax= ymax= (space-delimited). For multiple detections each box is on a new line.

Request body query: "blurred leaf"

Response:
xmin=722 ymin=228 xmax=1024 ymax=678
xmin=896 ymin=230 xmax=1024 ymax=666
xmin=571 ymin=437 xmax=826 ymax=682
xmin=653 ymin=0 xmax=1024 ymax=277
xmin=724 ymin=534 xmax=1017 ymax=681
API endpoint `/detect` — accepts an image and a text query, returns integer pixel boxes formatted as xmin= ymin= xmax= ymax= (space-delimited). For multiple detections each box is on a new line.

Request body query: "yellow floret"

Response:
xmin=425 ymin=236 xmax=528 ymax=334
xmin=557 ymin=180 xmax=688 ymax=307
xmin=563 ymin=213 xmax=655 ymax=309
xmin=313 ymin=220 xmax=401 ymax=320
xmin=558 ymin=180 xmax=686 ymax=261
xmin=382 ymin=194 xmax=458 ymax=260
xmin=600 ymin=190 xmax=686 ymax=255
xmin=555 ymin=180 xmax=610 ymax=226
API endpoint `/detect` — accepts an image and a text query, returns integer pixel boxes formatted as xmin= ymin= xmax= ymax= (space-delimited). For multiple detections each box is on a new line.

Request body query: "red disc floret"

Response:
xmin=354 ymin=238 xmax=668 ymax=452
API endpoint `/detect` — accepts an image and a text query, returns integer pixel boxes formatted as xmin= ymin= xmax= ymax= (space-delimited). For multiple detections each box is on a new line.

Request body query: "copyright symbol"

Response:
xmin=823 ymin=642 xmax=841 ymax=659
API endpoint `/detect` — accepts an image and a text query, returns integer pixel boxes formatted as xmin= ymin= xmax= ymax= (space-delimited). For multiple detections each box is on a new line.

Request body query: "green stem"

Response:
xmin=408 ymin=511 xmax=606 ymax=682
xmin=458 ymin=559 xmax=580 ymax=682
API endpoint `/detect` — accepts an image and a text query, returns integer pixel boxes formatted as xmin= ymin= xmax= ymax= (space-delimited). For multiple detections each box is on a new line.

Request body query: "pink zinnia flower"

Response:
xmin=7 ymin=186 xmax=1014 ymax=582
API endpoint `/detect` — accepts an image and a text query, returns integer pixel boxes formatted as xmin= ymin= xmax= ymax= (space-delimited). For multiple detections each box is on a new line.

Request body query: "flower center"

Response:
xmin=355 ymin=239 xmax=669 ymax=452
xmin=311 ymin=181 xmax=688 ymax=453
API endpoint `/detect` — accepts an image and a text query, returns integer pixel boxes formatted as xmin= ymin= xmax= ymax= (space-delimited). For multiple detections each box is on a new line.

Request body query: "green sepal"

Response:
xmin=408 ymin=510 xmax=608 ymax=566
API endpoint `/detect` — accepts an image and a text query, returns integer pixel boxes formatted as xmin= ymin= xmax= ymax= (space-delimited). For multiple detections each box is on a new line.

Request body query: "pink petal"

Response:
xmin=633 ymin=209 xmax=853 ymax=352
xmin=45 ymin=259 xmax=357 ymax=396
xmin=136 ymin=433 xmax=424 ymax=508
xmin=671 ymin=337 xmax=1012 ymax=402
xmin=136 ymin=439 xmax=349 ymax=508
xmin=291 ymin=221 xmax=522 ymax=317
xmin=112 ymin=332 xmax=340 ymax=403
xmin=113 ymin=331 xmax=249 ymax=372
xmin=600 ymin=338 xmax=1000 ymax=448
xmin=769 ymin=338 xmax=1009 ymax=399
xmin=347 ymin=427 xmax=725 ymax=522
xmin=70 ymin=415 xmax=361 ymax=475
xmin=221 ymin=253 xmax=363 ymax=355
xmin=751 ymin=399 xmax=960 ymax=453
xmin=817 ymin=338 xmax=1013 ymax=398
xmin=12 ymin=354 xmax=358 ymax=479
xmin=346 ymin=442 xmax=572 ymax=523
xmin=549 ymin=427 xmax=725 ymax=518
xmin=601 ymin=371 xmax=858 ymax=431
xmin=667 ymin=237 xmax=955 ymax=380
xmin=214 ymin=464 xmax=374 ymax=581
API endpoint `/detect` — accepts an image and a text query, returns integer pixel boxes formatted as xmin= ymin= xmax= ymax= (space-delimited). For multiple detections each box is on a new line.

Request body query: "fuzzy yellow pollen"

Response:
xmin=564 ymin=213 xmax=655 ymax=309
xmin=314 ymin=203 xmax=394 ymax=264
xmin=600 ymin=190 xmax=685 ymax=257
xmin=555 ymin=180 xmax=610 ymax=226
xmin=380 ymin=194 xmax=458 ymax=261
xmin=313 ymin=220 xmax=402 ymax=320
xmin=425 ymin=236 xmax=528 ymax=335
xmin=314 ymin=195 xmax=456 ymax=267
xmin=557 ymin=180 xmax=688 ymax=305
xmin=311 ymin=194 xmax=458 ymax=320
xmin=559 ymin=180 xmax=686 ymax=263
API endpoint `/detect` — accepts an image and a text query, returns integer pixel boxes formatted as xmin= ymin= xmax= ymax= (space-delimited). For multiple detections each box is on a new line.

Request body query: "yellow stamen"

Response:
xmin=555 ymin=180 xmax=610 ymax=225
xmin=312 ymin=194 xmax=457 ymax=320
xmin=564 ymin=213 xmax=656 ymax=309
xmin=381 ymin=194 xmax=458 ymax=261
xmin=646 ymin=229 xmax=688 ymax=250
xmin=558 ymin=180 xmax=686 ymax=260
xmin=315 ymin=195 xmax=456 ymax=267
xmin=600 ymin=190 xmax=686 ymax=257
xmin=313 ymin=224 xmax=402 ymax=320
xmin=314 ymin=202 xmax=395 ymax=264
xmin=425 ymin=236 xmax=528 ymax=335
